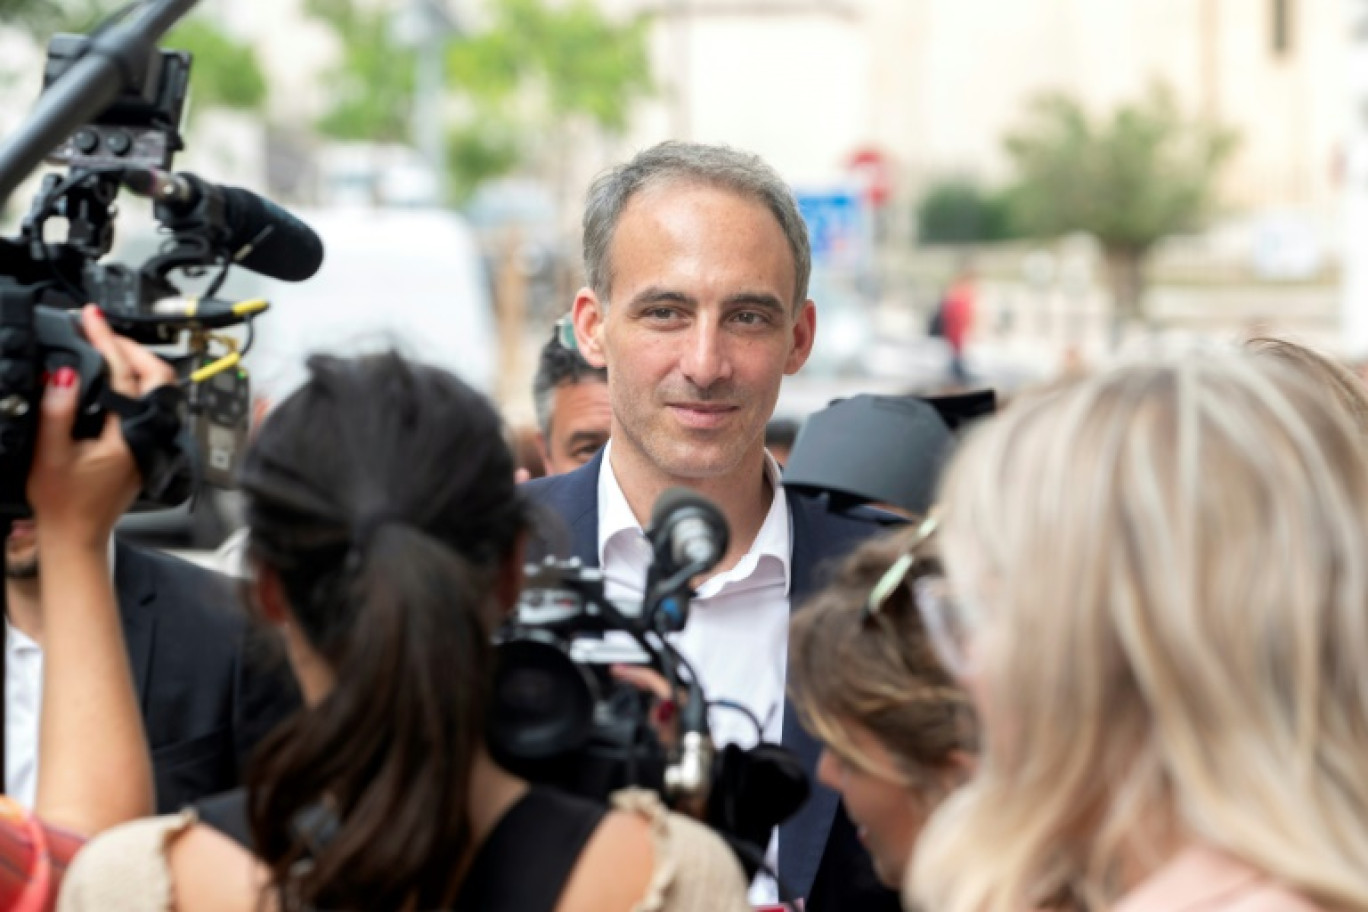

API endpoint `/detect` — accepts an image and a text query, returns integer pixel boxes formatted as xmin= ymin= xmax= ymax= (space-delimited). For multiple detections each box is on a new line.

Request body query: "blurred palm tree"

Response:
xmin=1002 ymin=84 xmax=1239 ymax=338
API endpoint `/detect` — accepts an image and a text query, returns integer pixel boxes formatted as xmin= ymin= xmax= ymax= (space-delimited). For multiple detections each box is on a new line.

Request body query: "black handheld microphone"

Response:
xmin=126 ymin=168 xmax=324 ymax=281
xmin=647 ymin=488 xmax=729 ymax=576
xmin=644 ymin=488 xmax=729 ymax=635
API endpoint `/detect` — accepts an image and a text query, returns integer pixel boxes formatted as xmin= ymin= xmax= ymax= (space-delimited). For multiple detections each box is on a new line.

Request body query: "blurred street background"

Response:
xmin=1 ymin=0 xmax=1364 ymax=555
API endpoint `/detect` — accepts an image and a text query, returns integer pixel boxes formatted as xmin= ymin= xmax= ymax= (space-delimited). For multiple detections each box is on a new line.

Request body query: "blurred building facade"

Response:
xmin=0 ymin=0 xmax=1347 ymax=213
xmin=604 ymin=0 xmax=1343 ymax=225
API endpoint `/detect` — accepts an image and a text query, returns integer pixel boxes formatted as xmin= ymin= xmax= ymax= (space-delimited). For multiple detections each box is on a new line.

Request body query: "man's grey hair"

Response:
xmin=582 ymin=141 xmax=812 ymax=310
xmin=532 ymin=323 xmax=607 ymax=436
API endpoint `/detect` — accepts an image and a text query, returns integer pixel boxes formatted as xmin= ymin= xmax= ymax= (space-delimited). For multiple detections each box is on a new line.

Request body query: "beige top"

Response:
xmin=1115 ymin=846 xmax=1326 ymax=912
xmin=57 ymin=789 xmax=750 ymax=912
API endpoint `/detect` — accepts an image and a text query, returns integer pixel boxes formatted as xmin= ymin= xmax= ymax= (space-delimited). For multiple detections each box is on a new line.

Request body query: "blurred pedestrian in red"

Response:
xmin=941 ymin=262 xmax=976 ymax=387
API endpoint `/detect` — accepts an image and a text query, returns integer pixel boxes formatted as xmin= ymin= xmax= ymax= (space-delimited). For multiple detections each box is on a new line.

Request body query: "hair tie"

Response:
xmin=349 ymin=510 xmax=402 ymax=566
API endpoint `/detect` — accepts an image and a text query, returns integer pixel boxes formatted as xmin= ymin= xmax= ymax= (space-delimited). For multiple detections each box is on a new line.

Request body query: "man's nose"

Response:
xmin=679 ymin=322 xmax=731 ymax=389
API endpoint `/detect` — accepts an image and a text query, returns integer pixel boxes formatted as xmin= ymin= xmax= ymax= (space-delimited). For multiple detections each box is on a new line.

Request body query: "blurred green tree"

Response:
xmin=306 ymin=0 xmax=416 ymax=144
xmin=1002 ymin=84 xmax=1238 ymax=332
xmin=0 ymin=0 xmax=110 ymax=32
xmin=446 ymin=0 xmax=652 ymax=134
xmin=916 ymin=178 xmax=1014 ymax=244
xmin=1 ymin=3 xmax=268 ymax=115
xmin=163 ymin=18 xmax=267 ymax=113
xmin=307 ymin=0 xmax=650 ymax=203
xmin=445 ymin=117 xmax=522 ymax=203
xmin=445 ymin=0 xmax=652 ymax=202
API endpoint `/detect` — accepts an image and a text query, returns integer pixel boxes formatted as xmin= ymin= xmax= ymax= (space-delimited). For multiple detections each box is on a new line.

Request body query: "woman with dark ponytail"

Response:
xmin=58 ymin=353 xmax=750 ymax=912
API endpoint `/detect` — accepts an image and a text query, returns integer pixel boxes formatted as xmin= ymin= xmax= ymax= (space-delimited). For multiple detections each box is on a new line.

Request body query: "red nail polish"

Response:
xmin=653 ymin=699 xmax=677 ymax=726
xmin=52 ymin=367 xmax=76 ymax=389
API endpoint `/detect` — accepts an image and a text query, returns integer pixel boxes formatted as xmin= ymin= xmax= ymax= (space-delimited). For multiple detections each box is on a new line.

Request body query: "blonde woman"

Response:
xmin=1245 ymin=336 xmax=1368 ymax=439
xmin=909 ymin=355 xmax=1368 ymax=912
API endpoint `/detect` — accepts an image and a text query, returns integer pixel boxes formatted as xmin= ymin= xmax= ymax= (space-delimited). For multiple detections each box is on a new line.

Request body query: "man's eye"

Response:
xmin=732 ymin=311 xmax=769 ymax=326
xmin=645 ymin=307 xmax=678 ymax=321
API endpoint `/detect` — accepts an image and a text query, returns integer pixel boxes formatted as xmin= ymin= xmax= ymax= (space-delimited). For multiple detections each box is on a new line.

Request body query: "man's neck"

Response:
xmin=608 ymin=441 xmax=774 ymax=574
xmin=5 ymin=578 xmax=42 ymax=643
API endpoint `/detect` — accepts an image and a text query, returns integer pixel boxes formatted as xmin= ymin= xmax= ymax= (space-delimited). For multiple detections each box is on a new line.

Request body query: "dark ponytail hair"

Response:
xmin=238 ymin=353 xmax=526 ymax=910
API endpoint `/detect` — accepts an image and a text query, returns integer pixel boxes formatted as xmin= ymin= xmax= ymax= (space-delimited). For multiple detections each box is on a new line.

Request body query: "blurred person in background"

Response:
xmin=1 ymin=307 xmax=173 ymax=909
xmin=910 ymin=355 xmax=1368 ymax=912
xmin=531 ymin=321 xmax=611 ymax=477
xmin=929 ymin=260 xmax=976 ymax=388
xmin=788 ymin=517 xmax=976 ymax=891
xmin=1245 ymin=336 xmax=1368 ymax=439
xmin=60 ymin=352 xmax=750 ymax=912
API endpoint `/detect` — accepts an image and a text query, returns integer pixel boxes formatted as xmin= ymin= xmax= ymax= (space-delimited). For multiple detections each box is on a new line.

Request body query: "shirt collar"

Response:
xmin=597 ymin=439 xmax=641 ymax=562
xmin=596 ymin=440 xmax=792 ymax=595
xmin=6 ymin=624 xmax=38 ymax=654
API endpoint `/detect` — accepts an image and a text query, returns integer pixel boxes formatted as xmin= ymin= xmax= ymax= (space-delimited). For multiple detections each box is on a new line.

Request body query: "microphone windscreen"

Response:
xmin=220 ymin=187 xmax=324 ymax=282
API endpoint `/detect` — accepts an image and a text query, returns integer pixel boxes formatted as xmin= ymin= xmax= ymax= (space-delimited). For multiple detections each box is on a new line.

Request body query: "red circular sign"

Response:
xmin=847 ymin=147 xmax=893 ymax=207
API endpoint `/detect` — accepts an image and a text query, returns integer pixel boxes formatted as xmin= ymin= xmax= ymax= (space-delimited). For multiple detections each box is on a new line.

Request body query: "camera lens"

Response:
xmin=488 ymin=636 xmax=598 ymax=761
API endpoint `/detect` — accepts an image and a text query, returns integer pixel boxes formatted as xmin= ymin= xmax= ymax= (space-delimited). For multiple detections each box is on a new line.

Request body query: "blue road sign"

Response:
xmin=796 ymin=187 xmax=870 ymax=270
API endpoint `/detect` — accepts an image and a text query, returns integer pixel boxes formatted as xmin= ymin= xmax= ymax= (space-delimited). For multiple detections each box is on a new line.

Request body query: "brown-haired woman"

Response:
xmin=788 ymin=518 xmax=977 ymax=890
xmin=57 ymin=353 xmax=749 ymax=912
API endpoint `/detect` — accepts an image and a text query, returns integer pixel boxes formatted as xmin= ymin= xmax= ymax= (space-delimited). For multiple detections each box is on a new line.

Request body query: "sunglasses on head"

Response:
xmin=863 ymin=509 xmax=973 ymax=678
xmin=864 ymin=511 xmax=940 ymax=621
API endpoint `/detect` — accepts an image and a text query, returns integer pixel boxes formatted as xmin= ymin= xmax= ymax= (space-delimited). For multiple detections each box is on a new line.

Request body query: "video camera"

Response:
xmin=489 ymin=489 xmax=811 ymax=889
xmin=0 ymin=0 xmax=322 ymax=516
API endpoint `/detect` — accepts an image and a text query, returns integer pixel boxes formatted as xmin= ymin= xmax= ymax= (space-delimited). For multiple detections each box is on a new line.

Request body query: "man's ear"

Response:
xmin=494 ymin=531 xmax=528 ymax=618
xmin=534 ymin=428 xmax=553 ymax=475
xmin=252 ymin=564 xmax=291 ymax=626
xmin=572 ymin=288 xmax=608 ymax=369
xmin=785 ymin=299 xmax=817 ymax=375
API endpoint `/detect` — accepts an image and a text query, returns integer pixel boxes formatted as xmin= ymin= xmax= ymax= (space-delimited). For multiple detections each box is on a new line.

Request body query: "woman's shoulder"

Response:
xmin=580 ymin=788 xmax=750 ymax=912
xmin=1116 ymin=846 xmax=1328 ymax=912
xmin=58 ymin=812 xmax=267 ymax=912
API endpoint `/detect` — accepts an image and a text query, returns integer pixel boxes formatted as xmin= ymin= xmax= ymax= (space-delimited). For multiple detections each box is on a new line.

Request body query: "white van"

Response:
xmin=241 ymin=206 xmax=497 ymax=406
xmin=116 ymin=205 xmax=497 ymax=548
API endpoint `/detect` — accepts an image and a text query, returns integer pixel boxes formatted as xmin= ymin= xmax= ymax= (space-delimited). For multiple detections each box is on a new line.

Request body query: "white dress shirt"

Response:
xmin=597 ymin=442 xmax=792 ymax=906
xmin=5 ymin=623 xmax=43 ymax=808
xmin=4 ymin=538 xmax=118 ymax=808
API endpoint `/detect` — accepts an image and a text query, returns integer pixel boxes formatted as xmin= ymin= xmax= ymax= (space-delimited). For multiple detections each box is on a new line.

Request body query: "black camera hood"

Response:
xmin=781 ymin=389 xmax=995 ymax=515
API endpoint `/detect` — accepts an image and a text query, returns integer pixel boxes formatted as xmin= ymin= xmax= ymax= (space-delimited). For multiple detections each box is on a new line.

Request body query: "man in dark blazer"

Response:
xmin=5 ymin=522 xmax=300 ymax=813
xmin=113 ymin=538 xmax=302 ymax=812
xmin=525 ymin=450 xmax=900 ymax=908
xmin=523 ymin=141 xmax=903 ymax=911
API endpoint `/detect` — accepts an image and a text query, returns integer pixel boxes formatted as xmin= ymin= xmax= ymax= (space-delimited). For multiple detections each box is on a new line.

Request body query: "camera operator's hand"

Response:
xmin=28 ymin=305 xmax=175 ymax=546
xmin=613 ymin=663 xmax=683 ymax=750
xmin=29 ymin=306 xmax=168 ymax=837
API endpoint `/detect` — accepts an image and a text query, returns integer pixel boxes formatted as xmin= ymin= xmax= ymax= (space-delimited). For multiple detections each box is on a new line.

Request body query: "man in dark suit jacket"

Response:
xmin=113 ymin=539 xmax=302 ymax=812
xmin=523 ymin=140 xmax=903 ymax=911
xmin=5 ymin=523 xmax=300 ymax=813
xmin=525 ymin=450 xmax=901 ymax=908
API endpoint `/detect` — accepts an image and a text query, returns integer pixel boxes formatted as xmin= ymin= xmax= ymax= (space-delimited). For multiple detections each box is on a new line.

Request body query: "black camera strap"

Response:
xmin=101 ymin=384 xmax=195 ymax=506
